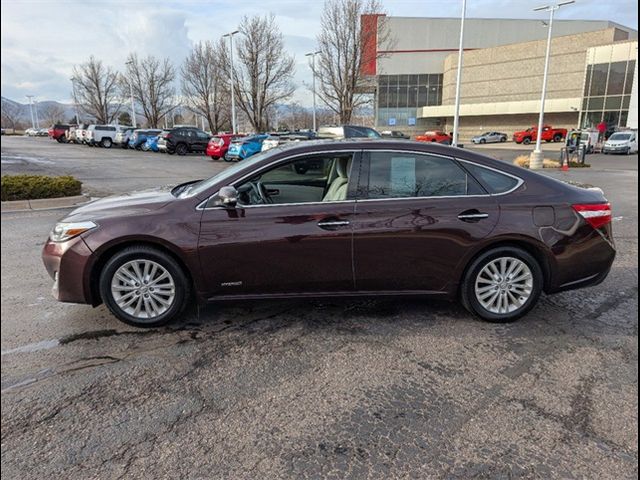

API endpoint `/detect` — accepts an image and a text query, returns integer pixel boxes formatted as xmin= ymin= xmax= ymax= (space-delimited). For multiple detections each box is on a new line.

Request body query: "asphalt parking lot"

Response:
xmin=1 ymin=136 xmax=638 ymax=478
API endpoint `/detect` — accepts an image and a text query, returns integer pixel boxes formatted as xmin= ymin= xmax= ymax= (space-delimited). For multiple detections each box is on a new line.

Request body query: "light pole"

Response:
xmin=71 ymin=78 xmax=81 ymax=124
xmin=34 ymin=99 xmax=40 ymax=128
xmin=26 ymin=95 xmax=35 ymax=129
xmin=223 ymin=30 xmax=240 ymax=134
xmin=452 ymin=0 xmax=467 ymax=147
xmin=125 ymin=59 xmax=137 ymax=128
xmin=305 ymin=51 xmax=321 ymax=131
xmin=530 ymin=0 xmax=575 ymax=169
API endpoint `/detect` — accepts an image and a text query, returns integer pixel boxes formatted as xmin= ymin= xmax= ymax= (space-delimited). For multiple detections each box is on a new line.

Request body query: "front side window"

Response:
xmin=236 ymin=154 xmax=355 ymax=206
xmin=364 ymin=152 xmax=484 ymax=199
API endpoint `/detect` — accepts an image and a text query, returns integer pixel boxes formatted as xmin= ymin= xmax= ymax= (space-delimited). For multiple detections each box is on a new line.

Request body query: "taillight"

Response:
xmin=572 ymin=203 xmax=612 ymax=229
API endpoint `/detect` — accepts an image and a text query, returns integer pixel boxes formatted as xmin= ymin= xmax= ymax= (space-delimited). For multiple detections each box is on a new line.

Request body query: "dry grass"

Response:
xmin=513 ymin=155 xmax=561 ymax=168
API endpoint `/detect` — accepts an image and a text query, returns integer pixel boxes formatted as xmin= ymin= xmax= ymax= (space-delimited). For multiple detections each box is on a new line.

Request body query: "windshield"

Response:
xmin=178 ymin=148 xmax=283 ymax=198
xmin=608 ymin=133 xmax=632 ymax=141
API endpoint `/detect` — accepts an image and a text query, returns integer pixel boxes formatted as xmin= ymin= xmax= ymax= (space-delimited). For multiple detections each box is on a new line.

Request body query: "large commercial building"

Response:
xmin=362 ymin=15 xmax=638 ymax=137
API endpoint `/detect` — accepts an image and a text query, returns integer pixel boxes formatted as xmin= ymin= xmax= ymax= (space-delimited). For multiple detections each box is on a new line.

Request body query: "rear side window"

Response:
xmin=464 ymin=163 xmax=520 ymax=194
xmin=364 ymin=152 xmax=484 ymax=199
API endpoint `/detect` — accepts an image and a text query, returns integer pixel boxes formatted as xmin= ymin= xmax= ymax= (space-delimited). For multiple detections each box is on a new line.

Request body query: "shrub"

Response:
xmin=513 ymin=155 xmax=590 ymax=169
xmin=1 ymin=175 xmax=82 ymax=201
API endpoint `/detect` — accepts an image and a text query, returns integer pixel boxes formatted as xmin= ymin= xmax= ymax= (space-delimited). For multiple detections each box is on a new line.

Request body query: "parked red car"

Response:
xmin=206 ymin=133 xmax=246 ymax=160
xmin=48 ymin=124 xmax=71 ymax=143
xmin=513 ymin=125 xmax=567 ymax=145
xmin=415 ymin=131 xmax=452 ymax=144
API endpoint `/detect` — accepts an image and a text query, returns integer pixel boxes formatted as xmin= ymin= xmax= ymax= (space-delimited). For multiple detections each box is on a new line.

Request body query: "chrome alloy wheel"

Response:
xmin=111 ymin=260 xmax=176 ymax=320
xmin=474 ymin=257 xmax=533 ymax=315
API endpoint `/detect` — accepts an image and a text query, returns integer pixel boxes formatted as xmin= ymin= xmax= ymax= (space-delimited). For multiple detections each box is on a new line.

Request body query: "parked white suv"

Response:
xmin=603 ymin=130 xmax=638 ymax=155
xmin=85 ymin=125 xmax=121 ymax=148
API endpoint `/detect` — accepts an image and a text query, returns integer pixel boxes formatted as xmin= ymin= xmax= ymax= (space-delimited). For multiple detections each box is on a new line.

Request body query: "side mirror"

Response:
xmin=217 ymin=186 xmax=238 ymax=207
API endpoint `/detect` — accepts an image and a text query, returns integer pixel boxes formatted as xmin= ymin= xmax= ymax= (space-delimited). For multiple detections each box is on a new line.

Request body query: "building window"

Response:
xmin=582 ymin=57 xmax=636 ymax=129
xmin=376 ymin=74 xmax=443 ymax=126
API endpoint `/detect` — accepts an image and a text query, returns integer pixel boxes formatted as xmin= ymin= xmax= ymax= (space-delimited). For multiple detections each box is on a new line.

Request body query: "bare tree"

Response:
xmin=72 ymin=56 xmax=122 ymax=124
xmin=232 ymin=14 xmax=296 ymax=132
xmin=39 ymin=103 xmax=67 ymax=126
xmin=1 ymin=98 xmax=23 ymax=130
xmin=314 ymin=0 xmax=390 ymax=123
xmin=181 ymin=40 xmax=230 ymax=133
xmin=124 ymin=54 xmax=176 ymax=128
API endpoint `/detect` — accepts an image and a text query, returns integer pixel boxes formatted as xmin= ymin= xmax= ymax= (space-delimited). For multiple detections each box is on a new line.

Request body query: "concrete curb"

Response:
xmin=1 ymin=195 xmax=91 ymax=213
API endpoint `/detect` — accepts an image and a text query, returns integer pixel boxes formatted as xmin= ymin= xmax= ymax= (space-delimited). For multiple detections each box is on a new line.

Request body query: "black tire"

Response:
xmin=480 ymin=138 xmax=486 ymax=144
xmin=626 ymin=147 xmax=631 ymax=155
xmin=101 ymin=137 xmax=112 ymax=148
xmin=223 ymin=154 xmax=233 ymax=162
xmin=99 ymin=245 xmax=190 ymax=328
xmin=553 ymin=134 xmax=562 ymax=143
xmin=522 ymin=137 xmax=531 ymax=145
xmin=175 ymin=143 xmax=188 ymax=156
xmin=500 ymin=136 xmax=507 ymax=142
xmin=460 ymin=246 xmax=543 ymax=323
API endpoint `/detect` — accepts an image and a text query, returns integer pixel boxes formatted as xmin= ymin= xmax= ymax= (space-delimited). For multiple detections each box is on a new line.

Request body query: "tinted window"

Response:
xmin=365 ymin=152 xmax=484 ymax=199
xmin=237 ymin=155 xmax=350 ymax=206
xmin=464 ymin=163 xmax=520 ymax=194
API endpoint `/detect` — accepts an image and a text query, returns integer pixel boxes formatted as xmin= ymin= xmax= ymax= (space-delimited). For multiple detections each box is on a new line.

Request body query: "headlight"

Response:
xmin=50 ymin=221 xmax=98 ymax=242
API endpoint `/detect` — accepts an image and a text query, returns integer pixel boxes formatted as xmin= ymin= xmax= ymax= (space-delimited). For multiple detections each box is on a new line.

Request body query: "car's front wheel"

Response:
xmin=99 ymin=246 xmax=190 ymax=327
xmin=461 ymin=246 xmax=543 ymax=323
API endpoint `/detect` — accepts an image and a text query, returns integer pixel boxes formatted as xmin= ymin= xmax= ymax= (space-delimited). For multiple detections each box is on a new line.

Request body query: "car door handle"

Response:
xmin=317 ymin=220 xmax=350 ymax=229
xmin=458 ymin=210 xmax=489 ymax=222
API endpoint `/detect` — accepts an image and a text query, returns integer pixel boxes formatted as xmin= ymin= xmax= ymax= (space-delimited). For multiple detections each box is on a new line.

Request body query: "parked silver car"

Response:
xmin=471 ymin=131 xmax=508 ymax=144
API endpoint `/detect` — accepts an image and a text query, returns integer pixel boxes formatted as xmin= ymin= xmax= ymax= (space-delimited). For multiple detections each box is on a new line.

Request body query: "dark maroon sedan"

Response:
xmin=42 ymin=140 xmax=615 ymax=327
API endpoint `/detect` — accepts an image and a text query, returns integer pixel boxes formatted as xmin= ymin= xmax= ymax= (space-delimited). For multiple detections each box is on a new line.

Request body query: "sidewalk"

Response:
xmin=1 ymin=195 xmax=91 ymax=213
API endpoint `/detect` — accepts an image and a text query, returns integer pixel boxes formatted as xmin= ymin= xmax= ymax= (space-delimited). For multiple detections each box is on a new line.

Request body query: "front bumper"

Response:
xmin=42 ymin=236 xmax=94 ymax=304
xmin=603 ymin=146 xmax=628 ymax=153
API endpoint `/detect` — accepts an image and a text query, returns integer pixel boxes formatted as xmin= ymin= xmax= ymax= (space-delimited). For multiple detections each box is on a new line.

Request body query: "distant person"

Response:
xmin=597 ymin=121 xmax=607 ymax=142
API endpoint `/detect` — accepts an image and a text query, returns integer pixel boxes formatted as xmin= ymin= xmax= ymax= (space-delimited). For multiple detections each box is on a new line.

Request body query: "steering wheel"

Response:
xmin=248 ymin=181 xmax=273 ymax=204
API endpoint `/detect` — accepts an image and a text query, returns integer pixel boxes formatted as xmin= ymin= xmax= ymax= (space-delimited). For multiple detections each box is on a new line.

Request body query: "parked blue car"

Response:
xmin=142 ymin=133 xmax=163 ymax=152
xmin=224 ymin=134 xmax=269 ymax=162
xmin=128 ymin=129 xmax=162 ymax=150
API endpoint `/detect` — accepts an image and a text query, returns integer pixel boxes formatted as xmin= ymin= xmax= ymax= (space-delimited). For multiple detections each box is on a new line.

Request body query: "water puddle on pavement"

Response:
xmin=1 ymin=339 xmax=60 ymax=356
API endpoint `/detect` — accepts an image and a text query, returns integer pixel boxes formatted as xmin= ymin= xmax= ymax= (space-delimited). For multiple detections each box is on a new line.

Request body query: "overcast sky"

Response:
xmin=1 ymin=0 xmax=637 ymax=106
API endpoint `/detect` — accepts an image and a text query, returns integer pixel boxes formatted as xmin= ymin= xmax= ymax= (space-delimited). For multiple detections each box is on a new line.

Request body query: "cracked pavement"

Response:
xmin=1 ymin=137 xmax=638 ymax=478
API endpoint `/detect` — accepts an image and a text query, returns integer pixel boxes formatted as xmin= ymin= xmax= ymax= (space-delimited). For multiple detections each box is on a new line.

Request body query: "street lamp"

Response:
xmin=125 ymin=59 xmax=137 ymax=128
xmin=223 ymin=30 xmax=240 ymax=134
xmin=529 ymin=0 xmax=575 ymax=169
xmin=34 ymin=99 xmax=40 ymax=128
xmin=26 ymin=95 xmax=35 ymax=129
xmin=452 ymin=0 xmax=467 ymax=147
xmin=70 ymin=77 xmax=81 ymax=124
xmin=305 ymin=51 xmax=321 ymax=132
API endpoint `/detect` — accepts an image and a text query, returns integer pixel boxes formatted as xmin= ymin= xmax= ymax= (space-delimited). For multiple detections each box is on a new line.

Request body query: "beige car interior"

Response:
xmin=323 ymin=157 xmax=352 ymax=202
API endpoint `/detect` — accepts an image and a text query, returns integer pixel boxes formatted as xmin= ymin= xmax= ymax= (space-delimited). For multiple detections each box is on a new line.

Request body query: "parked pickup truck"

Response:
xmin=48 ymin=124 xmax=70 ymax=143
xmin=414 ymin=131 xmax=452 ymax=144
xmin=513 ymin=125 xmax=567 ymax=144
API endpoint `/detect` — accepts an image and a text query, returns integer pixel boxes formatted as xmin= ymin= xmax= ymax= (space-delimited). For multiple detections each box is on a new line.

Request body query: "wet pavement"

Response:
xmin=1 ymin=136 xmax=638 ymax=478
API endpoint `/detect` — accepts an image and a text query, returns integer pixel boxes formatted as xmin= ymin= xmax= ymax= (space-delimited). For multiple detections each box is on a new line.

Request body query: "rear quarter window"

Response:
xmin=464 ymin=163 xmax=520 ymax=194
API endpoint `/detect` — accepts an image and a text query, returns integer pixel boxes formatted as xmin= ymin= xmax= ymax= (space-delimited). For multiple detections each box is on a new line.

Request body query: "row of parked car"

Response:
xmin=46 ymin=123 xmax=386 ymax=162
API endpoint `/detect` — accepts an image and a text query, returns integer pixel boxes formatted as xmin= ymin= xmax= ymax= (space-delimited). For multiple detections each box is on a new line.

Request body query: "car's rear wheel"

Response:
xmin=461 ymin=246 xmax=543 ymax=323
xmin=101 ymin=138 xmax=112 ymax=148
xmin=99 ymin=246 xmax=190 ymax=327
xmin=175 ymin=143 xmax=188 ymax=156
xmin=500 ymin=136 xmax=507 ymax=142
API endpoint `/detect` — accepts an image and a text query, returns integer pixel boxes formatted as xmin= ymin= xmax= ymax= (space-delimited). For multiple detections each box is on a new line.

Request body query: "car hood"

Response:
xmin=62 ymin=187 xmax=176 ymax=222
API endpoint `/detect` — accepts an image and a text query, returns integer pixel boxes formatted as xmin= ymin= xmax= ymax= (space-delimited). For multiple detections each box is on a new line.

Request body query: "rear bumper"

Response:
xmin=42 ymin=236 xmax=94 ymax=304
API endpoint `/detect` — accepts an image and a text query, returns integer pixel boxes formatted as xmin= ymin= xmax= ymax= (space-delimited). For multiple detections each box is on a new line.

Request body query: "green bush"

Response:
xmin=1 ymin=175 xmax=82 ymax=201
